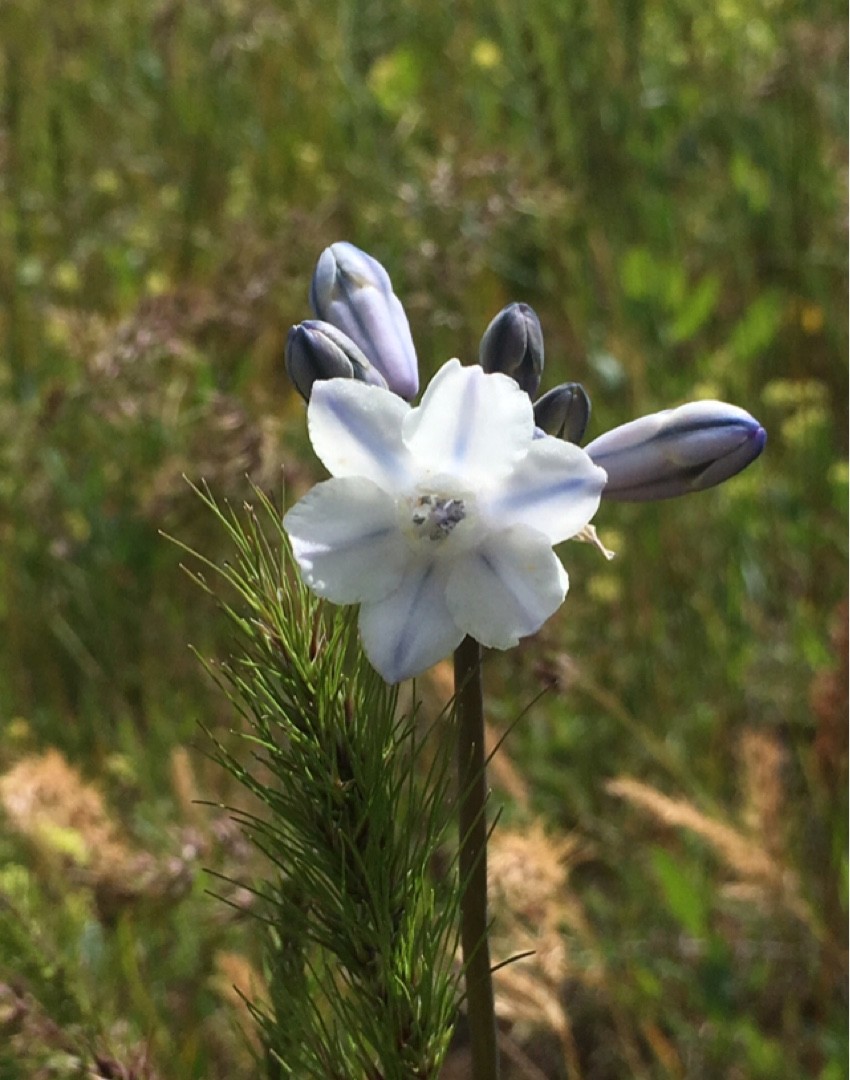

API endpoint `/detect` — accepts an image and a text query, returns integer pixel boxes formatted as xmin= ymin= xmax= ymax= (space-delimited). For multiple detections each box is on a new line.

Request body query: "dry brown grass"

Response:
xmin=0 ymin=748 xmax=127 ymax=870
xmin=0 ymin=749 xmax=194 ymax=921
xmin=606 ymin=776 xmax=813 ymax=927
xmin=486 ymin=820 xmax=594 ymax=1078
xmin=737 ymin=726 xmax=787 ymax=858
xmin=210 ymin=952 xmax=268 ymax=1052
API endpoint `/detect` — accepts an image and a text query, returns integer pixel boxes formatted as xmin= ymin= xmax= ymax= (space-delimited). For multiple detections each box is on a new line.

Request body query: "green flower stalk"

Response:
xmin=454 ymin=636 xmax=499 ymax=1080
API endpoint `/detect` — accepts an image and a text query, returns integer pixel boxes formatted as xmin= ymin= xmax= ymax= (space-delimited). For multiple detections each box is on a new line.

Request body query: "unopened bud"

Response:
xmin=285 ymin=320 xmax=387 ymax=402
xmin=478 ymin=302 xmax=544 ymax=398
xmin=310 ymin=242 xmax=419 ymax=399
xmin=534 ymin=383 xmax=591 ymax=443
xmin=585 ymin=400 xmax=766 ymax=501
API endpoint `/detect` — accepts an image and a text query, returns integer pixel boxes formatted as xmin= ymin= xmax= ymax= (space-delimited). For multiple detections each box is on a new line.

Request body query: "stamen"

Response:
xmin=573 ymin=523 xmax=616 ymax=560
xmin=410 ymin=495 xmax=466 ymax=541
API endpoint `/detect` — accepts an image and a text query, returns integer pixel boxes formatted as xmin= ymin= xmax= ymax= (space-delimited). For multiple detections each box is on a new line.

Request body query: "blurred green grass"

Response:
xmin=0 ymin=0 xmax=846 ymax=1076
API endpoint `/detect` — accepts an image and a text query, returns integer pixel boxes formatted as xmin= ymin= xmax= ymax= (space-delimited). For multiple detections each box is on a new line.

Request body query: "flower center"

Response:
xmin=409 ymin=494 xmax=466 ymax=541
xmin=398 ymin=481 xmax=481 ymax=556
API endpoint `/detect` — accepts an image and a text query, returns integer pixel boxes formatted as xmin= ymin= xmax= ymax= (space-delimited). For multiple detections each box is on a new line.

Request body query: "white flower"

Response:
xmin=283 ymin=360 xmax=607 ymax=683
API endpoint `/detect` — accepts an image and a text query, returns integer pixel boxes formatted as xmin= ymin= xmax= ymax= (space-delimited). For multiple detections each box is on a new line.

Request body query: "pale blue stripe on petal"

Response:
xmin=308 ymin=378 xmax=415 ymax=490
xmin=283 ymin=477 xmax=410 ymax=604
xmin=358 ymin=560 xmax=463 ymax=683
xmin=446 ymin=526 xmax=568 ymax=650
xmin=403 ymin=361 xmax=532 ymax=485
xmin=484 ymin=438 xmax=605 ymax=544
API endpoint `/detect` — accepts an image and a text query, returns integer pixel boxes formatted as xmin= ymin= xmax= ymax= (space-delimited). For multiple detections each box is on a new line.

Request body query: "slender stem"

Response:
xmin=454 ymin=635 xmax=499 ymax=1080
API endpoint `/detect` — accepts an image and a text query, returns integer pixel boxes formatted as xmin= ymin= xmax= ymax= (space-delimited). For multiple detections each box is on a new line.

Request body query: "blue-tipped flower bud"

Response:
xmin=309 ymin=242 xmax=419 ymax=400
xmin=585 ymin=400 xmax=766 ymax=501
xmin=534 ymin=383 xmax=591 ymax=443
xmin=478 ymin=302 xmax=544 ymax=398
xmin=285 ymin=320 xmax=388 ymax=402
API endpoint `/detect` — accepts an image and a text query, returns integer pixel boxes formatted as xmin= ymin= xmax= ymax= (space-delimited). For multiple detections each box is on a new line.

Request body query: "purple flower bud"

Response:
xmin=285 ymin=320 xmax=388 ymax=402
xmin=534 ymin=383 xmax=591 ymax=443
xmin=478 ymin=302 xmax=544 ymax=398
xmin=309 ymin=242 xmax=419 ymax=400
xmin=585 ymin=400 xmax=766 ymax=501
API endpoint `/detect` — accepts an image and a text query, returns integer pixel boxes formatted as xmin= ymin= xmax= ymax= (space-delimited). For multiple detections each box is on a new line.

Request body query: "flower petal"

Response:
xmin=446 ymin=526 xmax=568 ymax=649
xmin=402 ymin=360 xmax=534 ymax=485
xmin=358 ymin=560 xmax=464 ymax=683
xmin=483 ymin=437 xmax=606 ymax=544
xmin=307 ymin=378 xmax=415 ymax=490
xmin=283 ymin=477 xmax=410 ymax=604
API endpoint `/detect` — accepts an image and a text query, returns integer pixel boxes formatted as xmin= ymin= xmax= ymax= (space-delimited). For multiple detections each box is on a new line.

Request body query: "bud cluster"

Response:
xmin=286 ymin=242 xmax=419 ymax=402
xmin=474 ymin=299 xmax=765 ymax=500
xmin=284 ymin=242 xmax=765 ymax=502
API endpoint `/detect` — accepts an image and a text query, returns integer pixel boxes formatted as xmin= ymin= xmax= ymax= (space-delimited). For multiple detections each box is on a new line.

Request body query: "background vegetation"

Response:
xmin=0 ymin=0 xmax=845 ymax=1076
